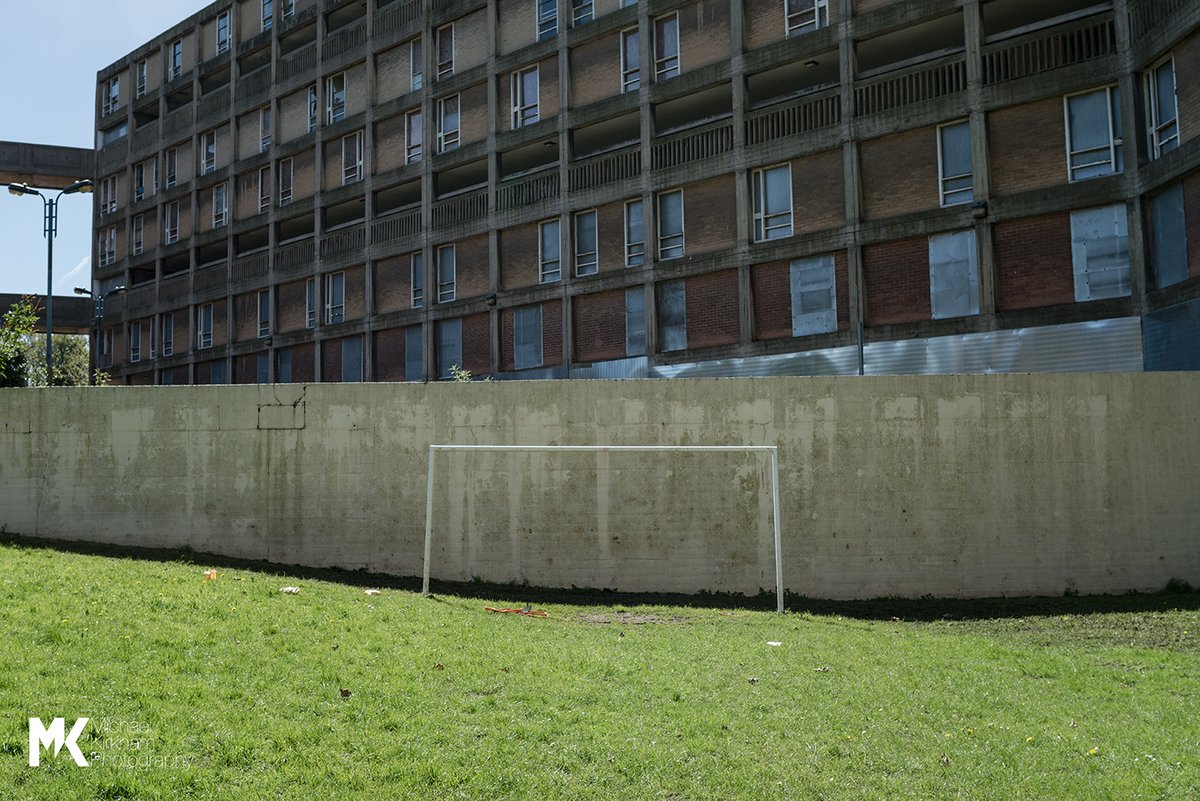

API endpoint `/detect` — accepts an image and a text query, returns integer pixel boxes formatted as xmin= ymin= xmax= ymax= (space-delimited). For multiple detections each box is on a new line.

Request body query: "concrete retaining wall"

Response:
xmin=1 ymin=374 xmax=1197 ymax=599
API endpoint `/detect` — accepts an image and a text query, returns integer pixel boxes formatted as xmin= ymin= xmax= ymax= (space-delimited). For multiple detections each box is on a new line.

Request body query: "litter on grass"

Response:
xmin=484 ymin=606 xmax=549 ymax=618
xmin=280 ymin=587 xmax=301 ymax=595
xmin=202 ymin=569 xmax=218 ymax=580
xmin=364 ymin=589 xmax=381 ymax=596
xmin=767 ymin=641 xmax=782 ymax=646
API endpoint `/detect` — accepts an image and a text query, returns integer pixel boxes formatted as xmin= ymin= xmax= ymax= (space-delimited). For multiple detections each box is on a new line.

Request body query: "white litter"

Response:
xmin=364 ymin=589 xmax=381 ymax=596
xmin=280 ymin=587 xmax=301 ymax=595
xmin=767 ymin=641 xmax=782 ymax=647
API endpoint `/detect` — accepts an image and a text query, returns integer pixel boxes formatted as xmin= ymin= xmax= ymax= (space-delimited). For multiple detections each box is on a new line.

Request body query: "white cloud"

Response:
xmin=56 ymin=255 xmax=91 ymax=294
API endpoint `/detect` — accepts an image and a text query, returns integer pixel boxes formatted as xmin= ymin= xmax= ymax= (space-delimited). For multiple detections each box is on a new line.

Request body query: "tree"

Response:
xmin=0 ymin=298 xmax=36 ymax=388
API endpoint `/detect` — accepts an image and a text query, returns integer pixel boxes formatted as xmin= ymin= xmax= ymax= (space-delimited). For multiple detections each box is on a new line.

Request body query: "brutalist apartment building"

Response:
xmin=91 ymin=0 xmax=1200 ymax=384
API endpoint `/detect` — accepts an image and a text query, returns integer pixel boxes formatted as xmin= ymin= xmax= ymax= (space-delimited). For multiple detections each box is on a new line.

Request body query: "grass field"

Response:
xmin=1 ymin=540 xmax=1198 ymax=800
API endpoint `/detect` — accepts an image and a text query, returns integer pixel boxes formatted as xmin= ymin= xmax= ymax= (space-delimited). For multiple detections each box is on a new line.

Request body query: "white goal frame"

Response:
xmin=422 ymin=444 xmax=784 ymax=612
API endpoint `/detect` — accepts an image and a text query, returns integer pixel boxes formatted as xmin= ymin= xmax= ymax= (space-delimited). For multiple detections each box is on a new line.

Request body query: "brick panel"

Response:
xmin=574 ymin=288 xmax=627 ymax=362
xmin=498 ymin=0 xmax=536 ymax=55
xmin=234 ymin=352 xmax=259 ymax=384
xmin=375 ymin=112 xmax=407 ymax=173
xmin=343 ymin=265 xmax=367 ymax=321
xmin=345 ymin=62 xmax=369 ymax=119
xmin=280 ymin=86 xmax=311 ymax=142
xmin=375 ymin=254 xmax=413 ymax=314
xmin=458 ymin=82 xmax=489 ymax=146
xmin=375 ymin=327 xmax=406 ymax=381
xmin=751 ymin=260 xmax=791 ymax=340
xmin=129 ymin=371 xmax=154 ymax=386
xmin=291 ymin=343 xmax=315 ymax=383
xmin=164 ymin=308 xmax=190 ymax=356
xmin=457 ymin=234 xmax=490 ymax=299
xmin=1176 ymin=30 xmax=1200 ymax=151
xmin=860 ymin=126 xmax=939 ymax=221
xmin=677 ymin=0 xmax=732 ymax=74
xmin=237 ymin=110 xmax=259 ymax=161
xmin=234 ymin=291 xmax=259 ymax=342
xmin=993 ymin=213 xmax=1075 ymax=310
xmin=376 ymin=42 xmax=412 ymax=104
xmin=462 ymin=312 xmax=491 ymax=376
xmin=596 ymin=200 xmax=626 ymax=273
xmin=571 ymin=31 xmax=620 ymax=108
xmin=165 ymin=366 xmax=189 ymax=385
xmin=543 ymin=298 xmax=563 ymax=367
xmin=500 ymin=222 xmax=539 ymax=289
xmin=456 ymin=8 xmax=490 ymax=74
xmin=684 ymin=175 xmax=737 ymax=256
xmin=322 ymin=337 xmax=344 ymax=382
xmin=863 ymin=237 xmax=931 ymax=325
xmin=292 ymin=149 xmax=316 ymax=202
xmin=194 ymin=360 xmax=211 ymax=384
xmin=793 ymin=149 xmax=844 ymax=233
xmin=989 ymin=98 xmax=1066 ymax=197
xmin=277 ymin=279 xmax=309 ymax=333
xmin=1185 ymin=170 xmax=1200 ymax=279
xmin=685 ymin=269 xmax=739 ymax=348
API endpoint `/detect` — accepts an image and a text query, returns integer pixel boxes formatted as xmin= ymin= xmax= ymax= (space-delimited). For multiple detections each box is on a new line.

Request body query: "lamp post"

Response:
xmin=8 ymin=179 xmax=94 ymax=384
xmin=74 ymin=285 xmax=126 ymax=384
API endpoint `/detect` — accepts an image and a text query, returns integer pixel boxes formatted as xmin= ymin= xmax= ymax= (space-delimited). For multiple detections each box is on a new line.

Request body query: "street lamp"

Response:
xmin=74 ymin=284 xmax=126 ymax=384
xmin=8 ymin=178 xmax=95 ymax=384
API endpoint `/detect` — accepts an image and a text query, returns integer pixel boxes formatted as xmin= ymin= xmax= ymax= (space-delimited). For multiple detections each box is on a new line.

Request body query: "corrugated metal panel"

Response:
xmin=864 ymin=317 xmax=1143 ymax=375
xmin=1144 ymin=298 xmax=1200 ymax=371
xmin=569 ymin=357 xmax=649 ymax=380
xmin=649 ymin=346 xmax=861 ymax=378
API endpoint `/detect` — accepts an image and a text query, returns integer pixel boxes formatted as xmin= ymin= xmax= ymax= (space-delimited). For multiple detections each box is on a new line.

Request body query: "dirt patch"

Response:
xmin=579 ymin=611 xmax=690 ymax=625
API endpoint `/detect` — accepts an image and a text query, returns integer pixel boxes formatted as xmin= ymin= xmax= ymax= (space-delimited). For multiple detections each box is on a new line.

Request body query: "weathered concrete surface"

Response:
xmin=0 ymin=141 xmax=93 ymax=189
xmin=1 ymin=375 xmax=1197 ymax=600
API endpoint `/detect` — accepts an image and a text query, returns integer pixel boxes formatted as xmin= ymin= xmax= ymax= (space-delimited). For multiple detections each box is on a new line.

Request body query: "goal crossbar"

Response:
xmin=421 ymin=444 xmax=784 ymax=612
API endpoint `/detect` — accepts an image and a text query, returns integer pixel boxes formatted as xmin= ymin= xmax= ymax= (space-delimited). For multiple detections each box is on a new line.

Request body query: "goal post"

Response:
xmin=421 ymin=444 xmax=784 ymax=612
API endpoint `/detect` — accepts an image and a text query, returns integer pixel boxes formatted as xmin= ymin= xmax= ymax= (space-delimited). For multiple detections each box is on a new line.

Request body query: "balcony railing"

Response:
xmin=652 ymin=122 xmax=733 ymax=171
xmin=497 ymin=170 xmax=559 ymax=211
xmin=568 ymin=147 xmax=640 ymax=192
xmin=432 ymin=189 xmax=487 ymax=228
xmin=371 ymin=208 xmax=422 ymax=244
xmin=982 ymin=15 xmax=1116 ymax=84
xmin=855 ymin=55 xmax=966 ymax=116
xmin=745 ymin=89 xmax=839 ymax=146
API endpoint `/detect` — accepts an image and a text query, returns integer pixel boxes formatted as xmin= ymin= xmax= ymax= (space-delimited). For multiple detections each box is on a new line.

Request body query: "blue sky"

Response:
xmin=0 ymin=2 xmax=206 ymax=296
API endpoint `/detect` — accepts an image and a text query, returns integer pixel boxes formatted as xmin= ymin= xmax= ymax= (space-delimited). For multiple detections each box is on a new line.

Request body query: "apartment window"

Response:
xmin=514 ymin=306 xmax=543 ymax=370
xmin=411 ymin=252 xmax=424 ymax=307
xmin=790 ymin=254 xmax=837 ymax=336
xmin=752 ymin=164 xmax=793 ymax=242
xmin=133 ymin=162 xmax=146 ymax=201
xmin=1071 ymin=205 xmax=1130 ymax=301
xmin=201 ymin=130 xmax=217 ymax=175
xmin=437 ymin=244 xmax=456 ymax=302
xmin=166 ymin=148 xmax=178 ymax=188
xmin=659 ymin=279 xmax=686 ymax=351
xmin=161 ymin=314 xmax=174 ymax=357
xmin=619 ymin=0 xmax=636 ymax=5
xmin=258 ymin=166 xmax=271 ymax=212
xmin=307 ymin=86 xmax=318 ymax=132
xmin=198 ymin=303 xmax=214 ymax=349
xmin=625 ymin=287 xmax=646 ymax=356
xmin=928 ymin=231 xmax=979 ymax=319
xmin=165 ymin=201 xmax=180 ymax=245
xmin=99 ymin=227 xmax=117 ymax=267
xmin=1150 ymin=183 xmax=1188 ymax=288
xmin=130 ymin=322 xmax=142 ymax=363
xmin=262 ymin=0 xmax=273 ymax=31
xmin=342 ymin=131 xmax=364 ymax=185
xmin=1065 ymin=87 xmax=1122 ymax=182
xmin=511 ymin=65 xmax=540 ymax=128
xmin=102 ymin=77 xmax=120 ymax=116
xmin=212 ymin=183 xmax=228 ymax=227
xmin=937 ymin=121 xmax=973 ymax=205
xmin=169 ymin=40 xmax=183 ymax=80
xmin=574 ymin=210 xmax=598 ymax=275
xmin=1146 ymin=56 xmax=1179 ymax=159
xmin=260 ymin=107 xmax=273 ymax=152
xmin=278 ymin=158 xmax=293 ymax=205
xmin=621 ymin=29 xmax=640 ymax=93
xmin=437 ymin=318 xmax=463 ymax=379
xmin=100 ymin=123 xmax=128 ymax=148
xmin=657 ymin=189 xmax=684 ymax=259
xmin=136 ymin=60 xmax=148 ymax=97
xmin=132 ymin=214 xmax=144 ymax=256
xmin=342 ymin=337 xmax=363 ymax=382
xmin=405 ymin=325 xmax=423 ymax=381
xmin=436 ymin=23 xmax=454 ymax=78
xmin=211 ymin=361 xmax=228 ymax=384
xmin=258 ymin=290 xmax=271 ymax=337
xmin=305 ymin=277 xmax=317 ymax=328
xmin=326 ymin=73 xmax=346 ymax=123
xmin=281 ymin=0 xmax=295 ymax=20
xmin=325 ymin=272 xmax=345 ymax=324
xmin=277 ymin=349 xmax=292 ymax=383
xmin=654 ymin=14 xmax=680 ymax=80
xmin=785 ymin=0 xmax=829 ymax=38
xmin=539 ymin=219 xmax=561 ymax=283
xmin=405 ymin=109 xmax=423 ymax=163
xmin=101 ymin=329 xmax=114 ymax=364
xmin=216 ymin=11 xmax=231 ymax=54
xmin=537 ymin=0 xmax=558 ymax=40
xmin=625 ymin=199 xmax=645 ymax=267
xmin=100 ymin=176 xmax=117 ymax=215
xmin=410 ymin=38 xmax=423 ymax=91
xmin=437 ymin=95 xmax=460 ymax=152
xmin=572 ymin=0 xmax=594 ymax=25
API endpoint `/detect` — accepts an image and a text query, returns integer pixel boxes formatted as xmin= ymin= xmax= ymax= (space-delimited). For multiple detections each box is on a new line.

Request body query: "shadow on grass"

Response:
xmin=3 ymin=531 xmax=1197 ymax=621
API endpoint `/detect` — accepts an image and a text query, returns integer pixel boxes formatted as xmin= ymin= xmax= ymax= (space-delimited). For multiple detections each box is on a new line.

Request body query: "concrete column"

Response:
xmin=1112 ymin=0 xmax=1148 ymax=315
xmin=963 ymin=0 xmax=996 ymax=321
xmin=729 ymin=0 xmax=753 ymax=345
xmin=840 ymin=17 xmax=866 ymax=371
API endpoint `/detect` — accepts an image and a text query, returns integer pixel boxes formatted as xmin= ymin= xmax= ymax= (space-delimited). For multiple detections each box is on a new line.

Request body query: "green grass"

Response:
xmin=1 ymin=541 xmax=1198 ymax=800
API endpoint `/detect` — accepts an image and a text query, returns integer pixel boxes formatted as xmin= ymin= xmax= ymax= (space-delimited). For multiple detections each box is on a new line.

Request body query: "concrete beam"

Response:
xmin=0 ymin=141 xmax=94 ymax=190
xmin=0 ymin=293 xmax=94 ymax=335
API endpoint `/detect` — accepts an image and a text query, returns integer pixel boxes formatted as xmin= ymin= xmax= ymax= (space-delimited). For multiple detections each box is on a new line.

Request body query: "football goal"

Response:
xmin=421 ymin=444 xmax=784 ymax=612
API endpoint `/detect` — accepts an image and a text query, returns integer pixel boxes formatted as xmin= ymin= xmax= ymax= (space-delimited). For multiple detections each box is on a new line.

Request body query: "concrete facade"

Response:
xmin=89 ymin=0 xmax=1200 ymax=385
xmin=2 ymin=374 xmax=1197 ymax=599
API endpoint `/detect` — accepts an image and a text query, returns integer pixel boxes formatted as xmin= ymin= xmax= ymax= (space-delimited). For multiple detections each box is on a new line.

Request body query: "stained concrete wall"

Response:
xmin=1 ymin=375 xmax=1197 ymax=600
